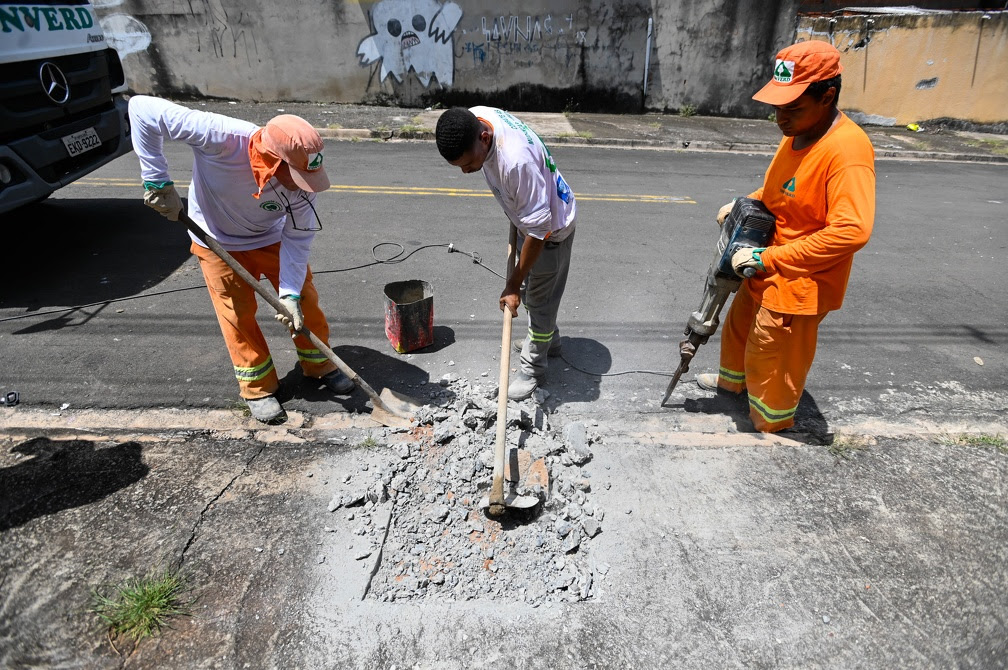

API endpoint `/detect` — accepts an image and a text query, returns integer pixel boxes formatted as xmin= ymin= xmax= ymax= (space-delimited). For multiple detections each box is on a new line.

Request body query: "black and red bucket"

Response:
xmin=383 ymin=279 xmax=434 ymax=353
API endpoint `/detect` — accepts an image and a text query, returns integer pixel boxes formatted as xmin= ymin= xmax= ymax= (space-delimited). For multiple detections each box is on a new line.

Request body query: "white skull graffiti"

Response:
xmin=357 ymin=0 xmax=462 ymax=87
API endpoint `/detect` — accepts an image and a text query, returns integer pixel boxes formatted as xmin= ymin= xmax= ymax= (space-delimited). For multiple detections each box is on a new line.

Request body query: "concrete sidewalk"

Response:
xmin=186 ymin=99 xmax=1008 ymax=163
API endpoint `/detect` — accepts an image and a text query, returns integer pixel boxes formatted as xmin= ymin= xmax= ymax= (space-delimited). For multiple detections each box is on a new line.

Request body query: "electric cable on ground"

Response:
xmin=2 ymin=241 xmax=676 ymax=378
xmin=0 ymin=241 xmax=501 ymax=323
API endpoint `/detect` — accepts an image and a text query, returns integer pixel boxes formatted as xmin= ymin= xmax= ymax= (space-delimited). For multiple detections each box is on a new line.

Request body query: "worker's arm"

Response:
xmin=129 ymin=95 xmax=250 ymax=221
xmin=500 ymin=235 xmax=545 ymax=316
xmin=277 ymin=192 xmax=318 ymax=298
xmin=128 ymin=95 xmax=240 ymax=183
xmin=760 ymin=164 xmax=875 ymax=277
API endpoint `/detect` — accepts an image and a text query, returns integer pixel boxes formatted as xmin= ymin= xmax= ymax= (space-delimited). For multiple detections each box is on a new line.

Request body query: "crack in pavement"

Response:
xmin=360 ymin=506 xmax=395 ymax=601
xmin=174 ymin=445 xmax=265 ymax=571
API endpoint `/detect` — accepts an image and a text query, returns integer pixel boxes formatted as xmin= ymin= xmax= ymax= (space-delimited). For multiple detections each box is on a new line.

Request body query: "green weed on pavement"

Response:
xmin=827 ymin=434 xmax=872 ymax=462
xmin=92 ymin=568 xmax=192 ymax=643
xmin=937 ymin=433 xmax=1007 ymax=453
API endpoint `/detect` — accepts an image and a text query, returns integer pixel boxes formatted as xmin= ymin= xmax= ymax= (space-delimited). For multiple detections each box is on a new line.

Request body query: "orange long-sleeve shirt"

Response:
xmin=747 ymin=112 xmax=876 ymax=315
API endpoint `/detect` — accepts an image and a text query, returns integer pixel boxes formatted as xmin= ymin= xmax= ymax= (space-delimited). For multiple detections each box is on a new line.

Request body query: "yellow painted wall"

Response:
xmin=797 ymin=11 xmax=1008 ymax=125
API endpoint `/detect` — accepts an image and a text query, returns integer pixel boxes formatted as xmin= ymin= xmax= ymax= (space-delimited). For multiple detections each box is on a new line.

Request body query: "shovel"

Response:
xmin=480 ymin=224 xmax=539 ymax=517
xmin=177 ymin=210 xmax=421 ymax=428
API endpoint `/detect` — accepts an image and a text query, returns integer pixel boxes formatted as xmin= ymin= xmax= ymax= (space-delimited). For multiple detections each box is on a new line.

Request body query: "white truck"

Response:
xmin=0 ymin=0 xmax=132 ymax=213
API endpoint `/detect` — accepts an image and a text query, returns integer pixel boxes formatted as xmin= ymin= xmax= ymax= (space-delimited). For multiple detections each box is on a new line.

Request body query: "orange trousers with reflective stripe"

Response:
xmin=191 ymin=241 xmax=336 ymax=399
xmin=717 ymin=283 xmax=827 ymax=433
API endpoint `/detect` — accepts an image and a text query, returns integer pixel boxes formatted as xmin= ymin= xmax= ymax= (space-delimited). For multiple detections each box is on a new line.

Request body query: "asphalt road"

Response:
xmin=1 ymin=140 xmax=1006 ymax=669
xmin=1 ymin=140 xmax=1005 ymax=431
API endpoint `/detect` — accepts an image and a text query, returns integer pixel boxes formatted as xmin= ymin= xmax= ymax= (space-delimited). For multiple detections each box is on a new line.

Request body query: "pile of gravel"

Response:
xmin=326 ymin=378 xmax=609 ymax=605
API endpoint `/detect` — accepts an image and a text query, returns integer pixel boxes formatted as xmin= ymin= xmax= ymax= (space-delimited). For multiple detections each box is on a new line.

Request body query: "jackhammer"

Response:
xmin=660 ymin=198 xmax=776 ymax=406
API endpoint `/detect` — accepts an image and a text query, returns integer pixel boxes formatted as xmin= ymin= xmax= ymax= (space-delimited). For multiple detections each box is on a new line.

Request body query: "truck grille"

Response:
xmin=0 ymin=48 xmax=116 ymax=145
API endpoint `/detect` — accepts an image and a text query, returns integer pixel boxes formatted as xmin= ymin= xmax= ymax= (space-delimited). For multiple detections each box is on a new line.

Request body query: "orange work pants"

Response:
xmin=191 ymin=241 xmax=336 ymax=399
xmin=717 ymin=283 xmax=827 ymax=432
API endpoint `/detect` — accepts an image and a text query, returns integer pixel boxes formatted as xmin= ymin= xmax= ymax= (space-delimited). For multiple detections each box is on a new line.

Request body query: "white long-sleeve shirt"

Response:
xmin=470 ymin=106 xmax=576 ymax=242
xmin=128 ymin=95 xmax=318 ymax=297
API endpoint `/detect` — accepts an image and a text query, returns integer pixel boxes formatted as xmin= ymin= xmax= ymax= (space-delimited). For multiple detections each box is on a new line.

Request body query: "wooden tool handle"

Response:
xmin=489 ymin=224 xmax=519 ymax=513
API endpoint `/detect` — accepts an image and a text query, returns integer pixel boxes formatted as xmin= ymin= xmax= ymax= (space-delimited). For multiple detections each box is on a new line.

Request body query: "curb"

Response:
xmin=4 ymin=408 xmax=1005 ymax=447
xmin=318 ymin=127 xmax=1008 ymax=164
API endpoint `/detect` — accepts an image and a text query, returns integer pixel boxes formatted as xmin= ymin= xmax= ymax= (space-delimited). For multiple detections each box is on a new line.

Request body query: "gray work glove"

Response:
xmin=731 ymin=247 xmax=766 ymax=278
xmin=275 ymin=295 xmax=304 ymax=337
xmin=716 ymin=199 xmax=736 ymax=227
xmin=143 ymin=182 xmax=182 ymax=221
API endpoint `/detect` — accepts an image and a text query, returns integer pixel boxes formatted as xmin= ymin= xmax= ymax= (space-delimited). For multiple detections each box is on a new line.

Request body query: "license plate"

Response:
xmin=62 ymin=127 xmax=102 ymax=157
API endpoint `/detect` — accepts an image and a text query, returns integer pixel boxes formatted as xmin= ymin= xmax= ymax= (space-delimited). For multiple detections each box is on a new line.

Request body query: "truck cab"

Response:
xmin=0 ymin=0 xmax=132 ymax=213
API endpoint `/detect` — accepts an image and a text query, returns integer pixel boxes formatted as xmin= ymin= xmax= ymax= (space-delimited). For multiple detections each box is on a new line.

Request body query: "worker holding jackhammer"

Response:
xmin=128 ymin=96 xmax=354 ymax=425
xmin=435 ymin=107 xmax=577 ymax=401
xmin=696 ymin=41 xmax=875 ymax=432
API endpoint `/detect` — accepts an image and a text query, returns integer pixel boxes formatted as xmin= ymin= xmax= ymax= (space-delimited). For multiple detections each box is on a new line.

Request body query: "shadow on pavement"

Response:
xmin=545 ymin=336 xmax=608 ymax=407
xmin=683 ymin=389 xmax=830 ymax=442
xmin=793 ymin=392 xmax=830 ymax=438
xmin=407 ymin=324 xmax=455 ymax=354
xmin=0 ymin=438 xmax=149 ymax=532
xmin=277 ymin=343 xmax=435 ymax=413
xmin=0 ymin=199 xmax=193 ymax=315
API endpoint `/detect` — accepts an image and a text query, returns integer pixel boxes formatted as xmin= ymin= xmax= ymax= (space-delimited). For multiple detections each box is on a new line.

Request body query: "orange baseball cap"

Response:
xmin=752 ymin=40 xmax=843 ymax=106
xmin=259 ymin=114 xmax=330 ymax=192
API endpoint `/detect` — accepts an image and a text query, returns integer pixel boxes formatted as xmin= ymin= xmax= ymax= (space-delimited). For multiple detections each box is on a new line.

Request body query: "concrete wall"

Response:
xmin=796 ymin=11 xmax=1008 ymax=126
xmin=645 ymin=0 xmax=800 ymax=116
xmin=93 ymin=0 xmax=796 ymax=114
xmin=93 ymin=0 xmax=376 ymax=102
xmin=93 ymin=1 xmax=1007 ymax=123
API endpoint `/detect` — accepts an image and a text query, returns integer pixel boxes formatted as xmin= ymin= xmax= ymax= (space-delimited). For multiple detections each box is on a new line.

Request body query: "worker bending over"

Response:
xmin=699 ymin=41 xmax=875 ymax=432
xmin=435 ymin=107 xmax=577 ymax=401
xmin=129 ymin=96 xmax=353 ymax=424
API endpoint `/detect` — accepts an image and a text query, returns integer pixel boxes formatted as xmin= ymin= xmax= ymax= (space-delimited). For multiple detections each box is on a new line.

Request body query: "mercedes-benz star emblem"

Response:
xmin=39 ymin=62 xmax=70 ymax=104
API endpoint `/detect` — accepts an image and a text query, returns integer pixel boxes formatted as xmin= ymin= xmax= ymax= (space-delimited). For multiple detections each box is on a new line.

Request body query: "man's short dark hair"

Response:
xmin=436 ymin=107 xmax=481 ymax=161
xmin=806 ymin=75 xmax=842 ymax=106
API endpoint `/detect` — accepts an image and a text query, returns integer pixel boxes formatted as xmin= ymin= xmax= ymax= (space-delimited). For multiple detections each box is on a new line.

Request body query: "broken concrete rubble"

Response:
xmin=325 ymin=377 xmax=604 ymax=604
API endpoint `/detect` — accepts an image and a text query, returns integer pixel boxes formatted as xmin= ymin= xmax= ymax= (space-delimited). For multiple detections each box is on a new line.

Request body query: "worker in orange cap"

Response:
xmin=696 ymin=40 xmax=876 ymax=432
xmin=129 ymin=96 xmax=354 ymax=424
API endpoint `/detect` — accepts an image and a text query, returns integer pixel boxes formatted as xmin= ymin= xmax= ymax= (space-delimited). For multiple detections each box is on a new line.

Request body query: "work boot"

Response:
xmin=321 ymin=370 xmax=355 ymax=395
xmin=507 ymin=370 xmax=540 ymax=401
xmin=695 ymin=373 xmax=720 ymax=391
xmin=696 ymin=373 xmax=743 ymax=395
xmin=246 ymin=395 xmax=286 ymax=424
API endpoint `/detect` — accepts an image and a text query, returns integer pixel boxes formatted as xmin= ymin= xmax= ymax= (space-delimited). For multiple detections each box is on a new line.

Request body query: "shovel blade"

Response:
xmin=379 ymin=387 xmax=424 ymax=415
xmin=478 ymin=490 xmax=541 ymax=516
xmin=369 ymin=387 xmax=425 ymax=428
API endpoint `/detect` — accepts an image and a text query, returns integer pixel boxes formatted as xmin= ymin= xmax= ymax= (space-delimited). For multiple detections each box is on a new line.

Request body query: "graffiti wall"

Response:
xmin=355 ymin=1 xmax=652 ymax=110
xmin=92 ymin=1 xmax=1008 ymax=123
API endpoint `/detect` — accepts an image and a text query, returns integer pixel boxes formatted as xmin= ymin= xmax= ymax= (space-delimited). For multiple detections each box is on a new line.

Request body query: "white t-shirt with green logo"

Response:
xmin=471 ymin=106 xmax=576 ymax=242
xmin=129 ymin=95 xmax=317 ymax=297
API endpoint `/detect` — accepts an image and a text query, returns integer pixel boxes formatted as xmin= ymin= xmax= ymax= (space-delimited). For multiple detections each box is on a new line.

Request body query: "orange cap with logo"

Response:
xmin=249 ymin=114 xmax=330 ymax=197
xmin=752 ymin=40 xmax=843 ymax=106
